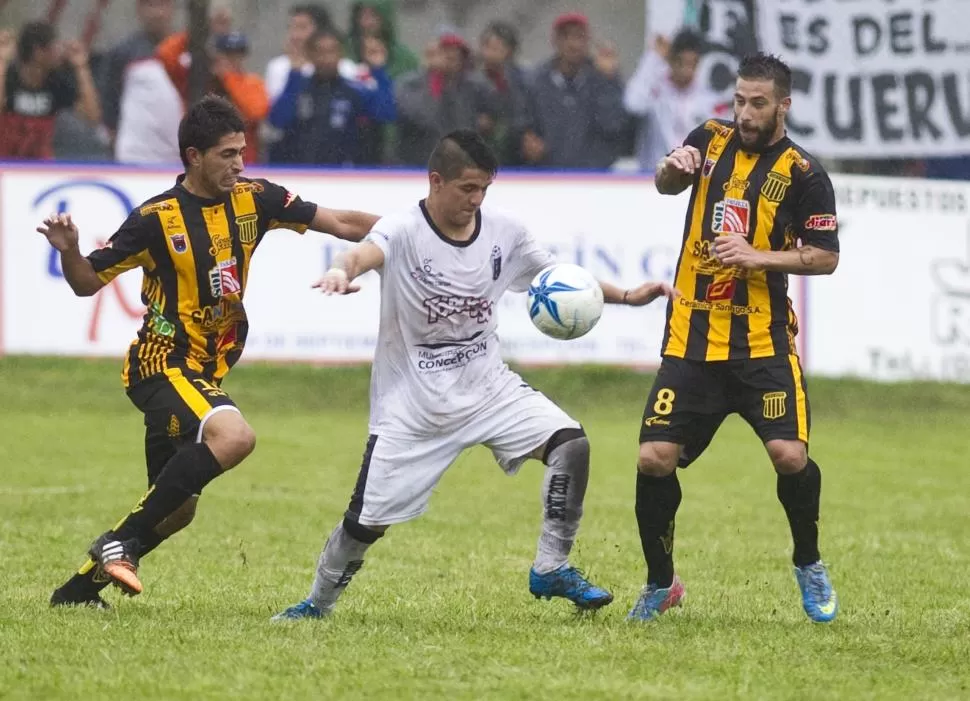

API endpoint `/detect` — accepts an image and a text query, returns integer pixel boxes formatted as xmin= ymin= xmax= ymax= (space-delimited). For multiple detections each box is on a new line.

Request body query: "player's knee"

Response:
xmin=154 ymin=495 xmax=199 ymax=538
xmin=342 ymin=516 xmax=387 ymax=543
xmin=766 ymin=440 xmax=807 ymax=475
xmin=543 ymin=428 xmax=589 ymax=469
xmin=637 ymin=441 xmax=679 ymax=476
xmin=203 ymin=412 xmax=256 ymax=469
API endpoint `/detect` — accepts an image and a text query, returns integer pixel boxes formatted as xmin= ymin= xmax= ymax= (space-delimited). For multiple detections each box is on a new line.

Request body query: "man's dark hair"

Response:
xmin=177 ymin=95 xmax=246 ymax=167
xmin=17 ymin=21 xmax=56 ymax=63
xmin=482 ymin=21 xmax=519 ymax=55
xmin=737 ymin=52 xmax=792 ymax=98
xmin=670 ymin=29 xmax=704 ymax=58
xmin=291 ymin=3 xmax=333 ymax=30
xmin=427 ymin=130 xmax=498 ymax=181
xmin=307 ymin=26 xmax=345 ymax=51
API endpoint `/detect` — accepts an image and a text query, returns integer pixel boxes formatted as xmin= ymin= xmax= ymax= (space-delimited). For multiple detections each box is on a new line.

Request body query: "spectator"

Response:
xmin=155 ymin=27 xmax=269 ymax=164
xmin=265 ymin=3 xmax=333 ymax=103
xmin=624 ymin=29 xmax=725 ymax=172
xmin=517 ymin=13 xmax=627 ymax=169
xmin=268 ymin=28 xmax=395 ymax=165
xmin=0 ymin=22 xmax=101 ymax=160
xmin=344 ymin=1 xmax=419 ymax=80
xmin=477 ymin=20 xmax=528 ymax=165
xmin=98 ymin=0 xmax=175 ymax=137
xmin=114 ymin=55 xmax=181 ymax=164
xmin=395 ymin=32 xmax=498 ymax=166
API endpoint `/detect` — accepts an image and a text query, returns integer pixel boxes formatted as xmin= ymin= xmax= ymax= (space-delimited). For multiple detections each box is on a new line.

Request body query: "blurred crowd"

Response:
xmin=0 ymin=0 xmax=966 ymax=178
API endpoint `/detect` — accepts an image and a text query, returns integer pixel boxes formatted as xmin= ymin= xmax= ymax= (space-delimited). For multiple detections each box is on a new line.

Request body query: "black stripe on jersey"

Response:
xmin=179 ymin=202 xmax=219 ymax=361
xmin=661 ymin=169 xmax=707 ymax=353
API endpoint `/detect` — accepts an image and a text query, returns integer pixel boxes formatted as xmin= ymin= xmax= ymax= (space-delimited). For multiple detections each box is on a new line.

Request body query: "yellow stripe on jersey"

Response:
xmin=159 ymin=201 xmax=207 ymax=360
xmin=95 ymin=248 xmax=154 ymax=285
xmin=788 ymin=354 xmax=809 ymax=442
xmin=665 ymin=128 xmax=734 ymax=357
xmin=230 ymin=187 xmax=258 ymax=287
xmin=705 ymin=149 xmax=759 ymax=362
xmin=163 ymin=367 xmax=211 ymax=419
xmin=747 ymin=151 xmax=797 ymax=357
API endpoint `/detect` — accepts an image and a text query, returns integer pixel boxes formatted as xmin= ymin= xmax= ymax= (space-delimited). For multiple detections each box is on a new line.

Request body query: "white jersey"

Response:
xmin=363 ymin=201 xmax=553 ymax=434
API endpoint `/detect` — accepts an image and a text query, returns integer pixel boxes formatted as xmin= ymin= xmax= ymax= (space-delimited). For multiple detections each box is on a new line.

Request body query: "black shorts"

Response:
xmin=639 ymin=355 xmax=811 ymax=467
xmin=126 ymin=366 xmax=238 ymax=485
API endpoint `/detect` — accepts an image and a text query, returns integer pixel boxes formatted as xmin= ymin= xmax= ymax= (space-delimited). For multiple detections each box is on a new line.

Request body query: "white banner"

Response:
xmin=646 ymin=0 xmax=970 ymax=158
xmin=805 ymin=174 xmax=970 ymax=382
xmin=0 ymin=167 xmax=698 ymax=369
xmin=758 ymin=0 xmax=970 ymax=158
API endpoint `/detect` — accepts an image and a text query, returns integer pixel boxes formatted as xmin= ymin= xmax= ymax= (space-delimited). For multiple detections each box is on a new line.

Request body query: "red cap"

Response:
xmin=439 ymin=33 xmax=470 ymax=52
xmin=553 ymin=12 xmax=589 ymax=33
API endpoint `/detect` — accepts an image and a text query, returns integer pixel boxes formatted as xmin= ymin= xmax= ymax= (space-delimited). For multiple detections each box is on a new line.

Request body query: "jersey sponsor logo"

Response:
xmin=762 ymin=391 xmax=787 ymax=420
xmin=148 ymin=302 xmax=176 ymax=338
xmin=236 ymin=213 xmax=259 ymax=244
xmin=761 ymin=172 xmax=792 ymax=203
xmin=410 ymin=259 xmax=451 ymax=288
xmin=702 ymin=158 xmax=716 ymax=177
xmin=140 ymin=201 xmax=174 ymax=216
xmin=643 ymin=415 xmax=672 ymax=427
xmin=423 ymin=295 xmax=492 ymax=324
xmin=805 ymin=214 xmax=837 ymax=231
xmin=415 ymin=340 xmax=489 ymax=373
xmin=491 ymin=245 xmax=502 ymax=281
xmin=785 ymin=151 xmax=811 ymax=172
xmin=705 ymin=279 xmax=736 ymax=301
xmin=169 ymin=233 xmax=187 ymax=253
xmin=283 ymin=190 xmax=297 ymax=208
xmin=722 ymin=174 xmax=749 ymax=193
xmin=704 ymin=120 xmax=732 ymax=138
xmin=209 ymin=257 xmax=242 ymax=297
xmin=234 ymin=181 xmax=264 ymax=194
xmin=712 ymin=198 xmax=750 ymax=235
xmin=190 ymin=298 xmax=245 ymax=333
xmin=208 ymin=230 xmax=232 ymax=256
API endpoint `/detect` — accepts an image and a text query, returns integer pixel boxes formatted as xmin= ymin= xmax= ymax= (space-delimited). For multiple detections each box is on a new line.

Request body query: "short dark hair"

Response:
xmin=482 ymin=21 xmax=519 ymax=55
xmin=427 ymin=130 xmax=498 ymax=181
xmin=306 ymin=27 xmax=344 ymax=51
xmin=290 ymin=3 xmax=332 ymax=30
xmin=18 ymin=21 xmax=56 ymax=63
xmin=177 ymin=95 xmax=245 ymax=167
xmin=670 ymin=29 xmax=704 ymax=58
xmin=737 ymin=52 xmax=792 ymax=98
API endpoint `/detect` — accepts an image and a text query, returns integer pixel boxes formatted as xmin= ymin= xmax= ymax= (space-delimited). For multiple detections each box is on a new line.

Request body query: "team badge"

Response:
xmin=169 ymin=233 xmax=187 ymax=253
xmin=762 ymin=392 xmax=787 ymax=420
xmin=209 ymin=257 xmax=241 ymax=297
xmin=712 ymin=198 xmax=750 ymax=235
xmin=491 ymin=245 xmax=502 ymax=280
xmin=236 ymin=213 xmax=259 ymax=244
xmin=761 ymin=172 xmax=791 ymax=203
xmin=702 ymin=158 xmax=716 ymax=177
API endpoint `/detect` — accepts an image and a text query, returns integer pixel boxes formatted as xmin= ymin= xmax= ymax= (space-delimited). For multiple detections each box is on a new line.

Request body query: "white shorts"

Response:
xmin=346 ymin=382 xmax=580 ymax=526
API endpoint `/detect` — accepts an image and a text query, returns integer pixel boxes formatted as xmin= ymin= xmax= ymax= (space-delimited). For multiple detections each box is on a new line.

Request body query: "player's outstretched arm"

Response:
xmin=310 ymin=207 xmax=381 ymax=243
xmin=312 ymin=241 xmax=386 ymax=295
xmin=599 ymin=279 xmax=679 ymax=306
xmin=36 ymin=213 xmax=104 ymax=297
xmin=655 ymin=146 xmax=700 ymax=195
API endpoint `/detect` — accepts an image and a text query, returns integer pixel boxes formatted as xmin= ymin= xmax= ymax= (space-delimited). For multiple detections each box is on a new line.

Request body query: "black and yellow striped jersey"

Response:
xmin=87 ymin=176 xmax=317 ymax=387
xmin=662 ymin=119 xmax=840 ymax=362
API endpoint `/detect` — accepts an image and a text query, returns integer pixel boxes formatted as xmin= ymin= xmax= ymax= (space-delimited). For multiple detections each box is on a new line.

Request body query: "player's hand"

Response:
xmin=312 ymin=268 xmax=361 ymax=295
xmin=713 ymin=234 xmax=765 ymax=270
xmin=661 ymin=145 xmax=702 ymax=175
xmin=624 ymin=281 xmax=679 ymax=306
xmin=36 ymin=212 xmax=80 ymax=252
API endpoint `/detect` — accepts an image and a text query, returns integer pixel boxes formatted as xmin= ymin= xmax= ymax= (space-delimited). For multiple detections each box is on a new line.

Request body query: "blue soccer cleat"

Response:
xmin=529 ymin=565 xmax=614 ymax=610
xmin=627 ymin=575 xmax=685 ymax=622
xmin=271 ymin=599 xmax=326 ymax=621
xmin=794 ymin=561 xmax=838 ymax=623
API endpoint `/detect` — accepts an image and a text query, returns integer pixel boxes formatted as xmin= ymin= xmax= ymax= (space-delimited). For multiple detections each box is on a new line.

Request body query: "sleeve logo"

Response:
xmin=805 ymin=214 xmax=837 ymax=231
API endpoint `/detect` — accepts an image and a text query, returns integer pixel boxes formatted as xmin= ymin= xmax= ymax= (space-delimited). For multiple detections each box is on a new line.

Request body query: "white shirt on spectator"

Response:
xmin=115 ymin=58 xmax=182 ymax=164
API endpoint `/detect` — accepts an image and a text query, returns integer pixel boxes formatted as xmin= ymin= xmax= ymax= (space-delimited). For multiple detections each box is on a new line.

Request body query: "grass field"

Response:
xmin=1 ymin=356 xmax=969 ymax=700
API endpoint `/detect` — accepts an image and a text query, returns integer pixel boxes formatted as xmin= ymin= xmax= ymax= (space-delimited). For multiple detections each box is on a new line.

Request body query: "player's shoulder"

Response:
xmin=781 ymin=140 xmax=830 ymax=183
xmin=701 ymin=118 xmax=735 ymax=137
xmin=479 ymin=205 xmax=528 ymax=239
xmin=133 ymin=187 xmax=180 ymax=224
xmin=371 ymin=202 xmax=424 ymax=237
xmin=685 ymin=118 xmax=734 ymax=150
xmin=232 ymin=176 xmax=269 ymax=195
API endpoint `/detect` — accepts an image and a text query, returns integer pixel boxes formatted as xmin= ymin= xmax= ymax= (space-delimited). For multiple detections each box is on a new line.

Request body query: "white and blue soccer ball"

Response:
xmin=527 ymin=264 xmax=604 ymax=340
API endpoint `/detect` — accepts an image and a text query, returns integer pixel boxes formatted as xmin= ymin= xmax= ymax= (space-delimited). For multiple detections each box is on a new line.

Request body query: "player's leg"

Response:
xmin=50 ymin=425 xmax=181 ymax=608
xmin=273 ymin=432 xmax=460 ymax=620
xmin=87 ymin=368 xmax=253 ymax=597
xmin=479 ymin=383 xmax=611 ymax=610
xmin=734 ymin=354 xmax=837 ymax=622
xmin=630 ymin=357 xmax=726 ymax=621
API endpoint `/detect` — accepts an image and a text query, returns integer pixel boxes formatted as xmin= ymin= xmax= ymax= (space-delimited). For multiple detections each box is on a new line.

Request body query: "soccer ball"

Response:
xmin=527 ymin=264 xmax=604 ymax=340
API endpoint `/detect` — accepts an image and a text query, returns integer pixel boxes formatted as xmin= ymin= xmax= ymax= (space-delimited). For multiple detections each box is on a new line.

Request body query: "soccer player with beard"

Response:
xmin=629 ymin=54 xmax=842 ymax=623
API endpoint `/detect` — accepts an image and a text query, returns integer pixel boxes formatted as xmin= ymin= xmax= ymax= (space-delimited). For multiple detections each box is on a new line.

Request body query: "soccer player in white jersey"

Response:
xmin=273 ymin=130 xmax=676 ymax=620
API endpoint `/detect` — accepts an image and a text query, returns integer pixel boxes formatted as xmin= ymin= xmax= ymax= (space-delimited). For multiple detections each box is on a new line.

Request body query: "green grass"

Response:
xmin=1 ymin=356 xmax=969 ymax=700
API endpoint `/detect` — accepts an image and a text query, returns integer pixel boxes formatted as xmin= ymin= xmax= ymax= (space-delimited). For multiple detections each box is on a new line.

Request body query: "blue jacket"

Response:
xmin=268 ymin=67 xmax=396 ymax=165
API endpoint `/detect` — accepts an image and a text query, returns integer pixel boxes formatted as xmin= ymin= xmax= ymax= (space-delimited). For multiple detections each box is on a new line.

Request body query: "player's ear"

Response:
xmin=779 ymin=95 xmax=792 ymax=116
xmin=185 ymin=146 xmax=203 ymax=168
xmin=429 ymin=171 xmax=444 ymax=192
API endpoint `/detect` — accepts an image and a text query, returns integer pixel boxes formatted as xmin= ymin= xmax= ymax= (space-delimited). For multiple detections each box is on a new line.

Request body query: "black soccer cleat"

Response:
xmin=88 ymin=534 xmax=143 ymax=596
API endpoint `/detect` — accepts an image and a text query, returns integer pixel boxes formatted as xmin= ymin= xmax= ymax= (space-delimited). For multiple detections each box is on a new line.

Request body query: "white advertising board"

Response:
xmin=0 ymin=166 xmax=701 ymax=369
